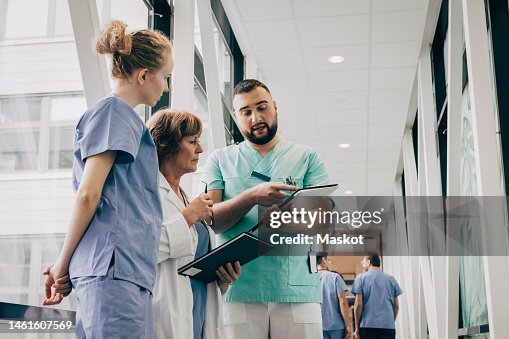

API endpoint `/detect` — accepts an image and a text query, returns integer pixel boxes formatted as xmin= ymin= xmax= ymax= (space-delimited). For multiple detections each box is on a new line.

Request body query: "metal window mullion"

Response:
xmin=462 ymin=1 xmax=509 ymax=338
xmin=402 ymin=129 xmax=426 ymax=338
xmin=418 ymin=47 xmax=445 ymax=339
xmin=196 ymin=0 xmax=226 ymax=149
xmin=392 ymin=179 xmax=411 ymax=339
xmin=445 ymin=0 xmax=463 ymax=337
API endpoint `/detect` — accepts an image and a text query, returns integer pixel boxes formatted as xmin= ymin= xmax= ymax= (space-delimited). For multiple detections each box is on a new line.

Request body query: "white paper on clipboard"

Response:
xmin=182 ymin=267 xmax=202 ymax=276
xmin=280 ymin=184 xmax=339 ymax=208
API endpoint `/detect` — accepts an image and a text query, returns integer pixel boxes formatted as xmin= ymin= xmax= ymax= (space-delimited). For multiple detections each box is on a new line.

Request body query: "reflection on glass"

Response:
xmin=459 ymin=84 xmax=489 ymax=331
xmin=193 ymin=3 xmax=233 ymax=108
xmin=48 ymin=127 xmax=75 ymax=170
xmin=0 ymin=97 xmax=42 ymax=124
xmin=0 ymin=129 xmax=39 ymax=172
xmin=193 ymin=83 xmax=212 ymax=168
xmin=190 ymin=84 xmax=212 ymax=198
xmin=50 ymin=96 xmax=86 ymax=122
xmin=212 ymin=21 xmax=232 ymax=106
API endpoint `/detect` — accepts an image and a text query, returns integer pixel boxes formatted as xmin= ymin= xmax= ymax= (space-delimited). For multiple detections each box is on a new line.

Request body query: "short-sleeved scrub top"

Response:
xmin=351 ymin=270 xmax=403 ymax=329
xmin=319 ymin=270 xmax=348 ymax=331
xmin=202 ymin=139 xmax=329 ymax=303
xmin=69 ymin=93 xmax=163 ymax=292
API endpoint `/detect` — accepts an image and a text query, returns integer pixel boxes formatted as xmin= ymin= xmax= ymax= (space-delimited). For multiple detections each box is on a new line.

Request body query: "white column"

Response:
xmin=402 ymin=129 xmax=427 ymax=338
xmin=392 ymin=179 xmax=410 ymax=339
xmin=445 ymin=0 xmax=463 ymax=337
xmin=171 ymin=0 xmax=195 ymax=111
xmin=68 ymin=0 xmax=110 ymax=107
xmin=196 ymin=0 xmax=227 ymax=149
xmin=462 ymin=1 xmax=509 ymax=338
xmin=417 ymin=48 xmax=446 ymax=339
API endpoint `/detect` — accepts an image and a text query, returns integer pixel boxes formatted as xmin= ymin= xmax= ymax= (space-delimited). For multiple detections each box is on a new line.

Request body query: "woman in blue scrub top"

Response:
xmin=41 ymin=20 xmax=173 ymax=338
xmin=147 ymin=109 xmax=241 ymax=339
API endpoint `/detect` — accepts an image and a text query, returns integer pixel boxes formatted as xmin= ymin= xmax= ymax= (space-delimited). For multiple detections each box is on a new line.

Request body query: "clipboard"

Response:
xmin=249 ymin=183 xmax=339 ymax=232
xmin=177 ymin=232 xmax=273 ymax=283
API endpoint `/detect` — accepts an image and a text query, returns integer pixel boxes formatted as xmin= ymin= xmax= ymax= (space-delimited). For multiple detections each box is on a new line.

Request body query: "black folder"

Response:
xmin=178 ymin=232 xmax=274 ymax=283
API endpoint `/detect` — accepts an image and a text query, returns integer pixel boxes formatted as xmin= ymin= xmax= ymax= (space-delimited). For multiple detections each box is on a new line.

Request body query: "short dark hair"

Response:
xmin=147 ymin=109 xmax=202 ymax=164
xmin=316 ymin=252 xmax=328 ymax=266
xmin=233 ymin=79 xmax=271 ymax=96
xmin=366 ymin=252 xmax=381 ymax=267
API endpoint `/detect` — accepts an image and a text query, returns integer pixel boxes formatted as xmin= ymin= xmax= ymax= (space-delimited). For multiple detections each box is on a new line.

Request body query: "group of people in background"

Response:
xmin=317 ymin=253 xmax=402 ymax=339
xmin=40 ymin=20 xmax=402 ymax=339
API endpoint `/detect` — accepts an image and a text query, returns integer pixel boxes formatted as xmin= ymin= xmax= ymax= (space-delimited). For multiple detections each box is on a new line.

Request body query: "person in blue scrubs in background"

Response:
xmin=316 ymin=252 xmax=351 ymax=339
xmin=41 ymin=19 xmax=173 ymax=338
xmin=352 ymin=253 xmax=402 ymax=339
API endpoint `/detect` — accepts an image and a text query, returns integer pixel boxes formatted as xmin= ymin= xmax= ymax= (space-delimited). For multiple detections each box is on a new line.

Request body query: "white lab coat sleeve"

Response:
xmin=158 ymin=213 xmax=196 ymax=263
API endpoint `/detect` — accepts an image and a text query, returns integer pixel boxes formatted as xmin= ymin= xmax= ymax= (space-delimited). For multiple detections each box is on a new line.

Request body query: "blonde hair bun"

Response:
xmin=95 ymin=19 xmax=132 ymax=55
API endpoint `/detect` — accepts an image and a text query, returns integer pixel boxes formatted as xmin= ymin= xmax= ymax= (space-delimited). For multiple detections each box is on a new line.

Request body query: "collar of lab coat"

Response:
xmin=158 ymin=171 xmax=187 ymax=213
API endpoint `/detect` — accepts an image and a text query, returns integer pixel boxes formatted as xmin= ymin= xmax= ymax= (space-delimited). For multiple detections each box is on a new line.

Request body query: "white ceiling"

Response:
xmin=223 ymin=0 xmax=430 ymax=195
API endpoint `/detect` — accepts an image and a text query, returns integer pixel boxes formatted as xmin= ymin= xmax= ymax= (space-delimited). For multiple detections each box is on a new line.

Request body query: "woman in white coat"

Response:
xmin=148 ymin=109 xmax=241 ymax=339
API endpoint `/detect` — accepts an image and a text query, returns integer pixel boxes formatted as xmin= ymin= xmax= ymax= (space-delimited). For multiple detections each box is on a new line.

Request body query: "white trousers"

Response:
xmin=223 ymin=302 xmax=322 ymax=339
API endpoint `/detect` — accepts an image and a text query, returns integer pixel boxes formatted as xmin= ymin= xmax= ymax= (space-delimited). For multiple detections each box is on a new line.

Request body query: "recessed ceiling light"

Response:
xmin=328 ymin=55 xmax=345 ymax=63
xmin=344 ymin=190 xmax=353 ymax=195
xmin=338 ymin=143 xmax=351 ymax=149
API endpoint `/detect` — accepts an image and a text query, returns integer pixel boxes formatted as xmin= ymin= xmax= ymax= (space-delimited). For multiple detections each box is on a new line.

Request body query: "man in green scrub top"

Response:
xmin=203 ymin=79 xmax=329 ymax=339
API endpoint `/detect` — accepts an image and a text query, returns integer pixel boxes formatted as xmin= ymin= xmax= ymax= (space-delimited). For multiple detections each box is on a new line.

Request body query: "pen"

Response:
xmin=201 ymin=181 xmax=213 ymax=226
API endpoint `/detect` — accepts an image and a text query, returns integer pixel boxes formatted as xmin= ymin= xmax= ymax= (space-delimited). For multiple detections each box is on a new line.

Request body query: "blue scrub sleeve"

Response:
xmin=336 ymin=275 xmax=348 ymax=294
xmin=393 ymin=277 xmax=403 ymax=297
xmin=351 ymin=276 xmax=362 ymax=295
xmin=77 ymin=100 xmax=142 ymax=164
xmin=303 ymin=150 xmax=329 ymax=187
xmin=202 ymin=150 xmax=225 ymax=190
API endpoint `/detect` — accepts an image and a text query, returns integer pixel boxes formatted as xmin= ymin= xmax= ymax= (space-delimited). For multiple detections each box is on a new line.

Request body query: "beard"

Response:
xmin=245 ymin=119 xmax=278 ymax=145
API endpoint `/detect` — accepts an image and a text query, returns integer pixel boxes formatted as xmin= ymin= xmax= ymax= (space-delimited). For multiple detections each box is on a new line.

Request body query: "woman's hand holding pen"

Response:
xmin=182 ymin=193 xmax=213 ymax=226
xmin=249 ymin=182 xmax=297 ymax=207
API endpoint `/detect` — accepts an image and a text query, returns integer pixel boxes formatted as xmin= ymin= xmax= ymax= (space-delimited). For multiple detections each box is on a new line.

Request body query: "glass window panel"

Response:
xmin=50 ymin=96 xmax=86 ymax=122
xmin=212 ymin=22 xmax=232 ymax=107
xmin=41 ymin=237 xmax=64 ymax=264
xmin=54 ymin=0 xmax=74 ymax=36
xmin=0 ymin=240 xmax=31 ymax=289
xmin=5 ymin=0 xmax=49 ymax=39
xmin=0 ymin=97 xmax=42 ymax=124
xmin=48 ymin=127 xmax=75 ymax=170
xmin=193 ymin=84 xmax=212 ymax=168
xmin=0 ymin=293 xmax=29 ymax=305
xmin=97 ymin=0 xmax=149 ymax=31
xmin=0 ymin=129 xmax=39 ymax=172
xmin=194 ymin=3 xmax=202 ymax=55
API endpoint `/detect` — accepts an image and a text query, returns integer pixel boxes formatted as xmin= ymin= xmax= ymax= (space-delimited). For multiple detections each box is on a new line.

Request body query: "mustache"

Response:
xmin=251 ymin=123 xmax=268 ymax=131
